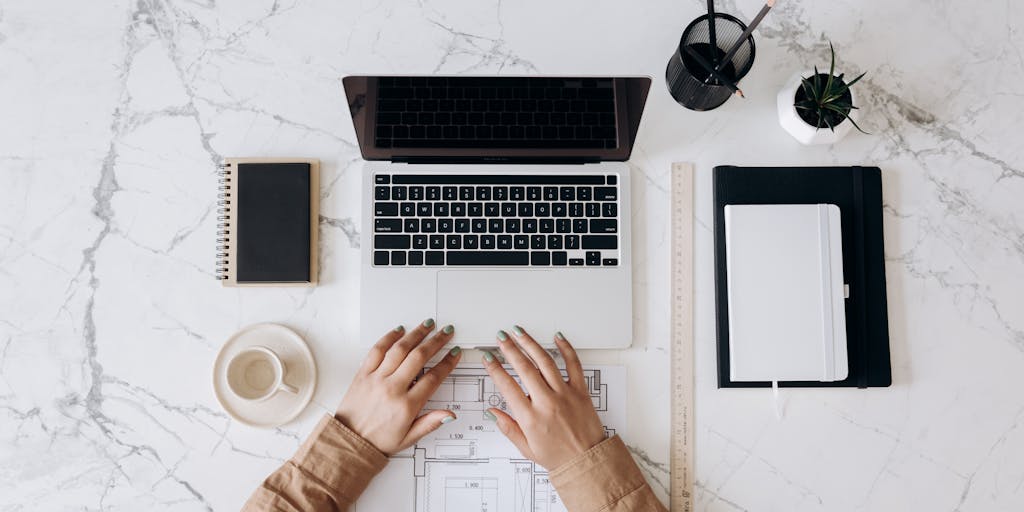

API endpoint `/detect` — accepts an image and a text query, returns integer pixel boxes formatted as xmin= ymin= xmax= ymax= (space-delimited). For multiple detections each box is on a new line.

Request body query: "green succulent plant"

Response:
xmin=795 ymin=42 xmax=868 ymax=133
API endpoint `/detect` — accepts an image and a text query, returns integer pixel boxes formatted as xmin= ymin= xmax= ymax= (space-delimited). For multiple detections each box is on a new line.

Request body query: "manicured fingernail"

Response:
xmin=422 ymin=318 xmax=435 ymax=328
xmin=449 ymin=346 xmax=461 ymax=356
xmin=483 ymin=410 xmax=497 ymax=421
xmin=394 ymin=325 xmax=405 ymax=332
xmin=482 ymin=350 xmax=495 ymax=363
xmin=441 ymin=415 xmax=456 ymax=424
xmin=496 ymin=330 xmax=509 ymax=342
xmin=512 ymin=325 xmax=524 ymax=336
xmin=555 ymin=331 xmax=565 ymax=340
xmin=443 ymin=324 xmax=454 ymax=334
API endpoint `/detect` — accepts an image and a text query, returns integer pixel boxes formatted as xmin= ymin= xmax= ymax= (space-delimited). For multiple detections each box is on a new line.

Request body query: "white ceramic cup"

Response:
xmin=226 ymin=346 xmax=299 ymax=401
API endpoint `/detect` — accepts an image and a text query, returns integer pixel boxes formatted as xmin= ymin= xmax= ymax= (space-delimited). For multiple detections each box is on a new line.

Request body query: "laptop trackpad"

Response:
xmin=437 ymin=271 xmax=558 ymax=346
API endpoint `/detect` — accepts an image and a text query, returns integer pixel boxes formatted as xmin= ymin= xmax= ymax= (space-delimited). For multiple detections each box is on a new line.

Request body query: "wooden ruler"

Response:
xmin=669 ymin=162 xmax=695 ymax=512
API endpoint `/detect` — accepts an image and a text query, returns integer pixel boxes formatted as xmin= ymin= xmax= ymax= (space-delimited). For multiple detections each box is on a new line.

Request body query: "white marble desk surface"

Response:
xmin=2 ymin=0 xmax=1023 ymax=510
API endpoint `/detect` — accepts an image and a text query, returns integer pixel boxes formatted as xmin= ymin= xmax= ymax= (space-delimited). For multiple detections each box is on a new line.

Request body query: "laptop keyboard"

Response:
xmin=374 ymin=77 xmax=618 ymax=149
xmin=372 ymin=174 xmax=621 ymax=267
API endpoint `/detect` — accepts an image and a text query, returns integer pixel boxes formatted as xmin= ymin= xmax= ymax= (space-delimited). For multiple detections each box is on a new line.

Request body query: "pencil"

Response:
xmin=707 ymin=0 xmax=719 ymax=67
xmin=684 ymin=44 xmax=745 ymax=98
xmin=716 ymin=0 xmax=776 ymax=71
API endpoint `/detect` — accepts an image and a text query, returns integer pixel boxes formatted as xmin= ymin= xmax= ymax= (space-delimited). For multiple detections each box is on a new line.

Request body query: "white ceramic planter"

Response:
xmin=777 ymin=70 xmax=857 ymax=145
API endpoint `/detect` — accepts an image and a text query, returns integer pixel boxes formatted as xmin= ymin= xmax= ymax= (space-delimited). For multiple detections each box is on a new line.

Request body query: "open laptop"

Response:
xmin=343 ymin=76 xmax=651 ymax=348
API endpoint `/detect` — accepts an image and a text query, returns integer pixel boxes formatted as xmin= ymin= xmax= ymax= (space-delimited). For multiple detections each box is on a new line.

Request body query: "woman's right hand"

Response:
xmin=482 ymin=327 xmax=608 ymax=470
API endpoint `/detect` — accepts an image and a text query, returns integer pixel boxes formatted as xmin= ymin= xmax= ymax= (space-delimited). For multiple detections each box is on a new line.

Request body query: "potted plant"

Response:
xmin=777 ymin=43 xmax=867 ymax=145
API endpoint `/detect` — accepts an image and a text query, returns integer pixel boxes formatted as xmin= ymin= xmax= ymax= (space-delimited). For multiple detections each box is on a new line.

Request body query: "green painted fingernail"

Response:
xmin=555 ymin=331 xmax=565 ymax=340
xmin=482 ymin=350 xmax=495 ymax=363
xmin=483 ymin=410 xmax=497 ymax=421
xmin=496 ymin=330 xmax=509 ymax=341
xmin=512 ymin=325 xmax=524 ymax=336
xmin=449 ymin=346 xmax=461 ymax=356
xmin=443 ymin=324 xmax=454 ymax=334
xmin=441 ymin=415 xmax=456 ymax=424
xmin=394 ymin=325 xmax=405 ymax=332
xmin=423 ymin=318 xmax=435 ymax=328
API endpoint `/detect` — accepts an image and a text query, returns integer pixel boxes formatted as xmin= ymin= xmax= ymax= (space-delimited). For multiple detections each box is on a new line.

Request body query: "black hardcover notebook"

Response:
xmin=713 ymin=165 xmax=892 ymax=388
xmin=215 ymin=159 xmax=319 ymax=286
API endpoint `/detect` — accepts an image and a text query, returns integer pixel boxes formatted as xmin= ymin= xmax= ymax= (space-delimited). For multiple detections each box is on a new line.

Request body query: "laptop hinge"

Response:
xmin=392 ymin=156 xmax=600 ymax=165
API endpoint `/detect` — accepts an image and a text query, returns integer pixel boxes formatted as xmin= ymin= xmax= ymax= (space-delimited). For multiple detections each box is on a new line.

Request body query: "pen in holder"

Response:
xmin=666 ymin=13 xmax=756 ymax=111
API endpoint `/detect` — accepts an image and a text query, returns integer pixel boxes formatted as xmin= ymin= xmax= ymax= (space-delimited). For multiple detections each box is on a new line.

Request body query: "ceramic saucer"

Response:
xmin=213 ymin=323 xmax=317 ymax=428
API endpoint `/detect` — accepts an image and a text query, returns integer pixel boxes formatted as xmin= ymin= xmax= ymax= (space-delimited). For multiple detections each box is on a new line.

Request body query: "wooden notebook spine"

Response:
xmin=215 ymin=162 xmax=233 ymax=280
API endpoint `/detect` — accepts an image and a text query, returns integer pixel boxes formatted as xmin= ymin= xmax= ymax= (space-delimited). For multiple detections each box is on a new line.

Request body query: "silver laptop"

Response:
xmin=343 ymin=76 xmax=651 ymax=348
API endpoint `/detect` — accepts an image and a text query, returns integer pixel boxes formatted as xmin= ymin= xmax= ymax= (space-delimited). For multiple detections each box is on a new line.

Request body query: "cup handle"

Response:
xmin=280 ymin=381 xmax=299 ymax=394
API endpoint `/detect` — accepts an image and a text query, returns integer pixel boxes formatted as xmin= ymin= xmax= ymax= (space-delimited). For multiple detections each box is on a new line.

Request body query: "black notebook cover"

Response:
xmin=235 ymin=163 xmax=311 ymax=283
xmin=713 ymin=166 xmax=892 ymax=388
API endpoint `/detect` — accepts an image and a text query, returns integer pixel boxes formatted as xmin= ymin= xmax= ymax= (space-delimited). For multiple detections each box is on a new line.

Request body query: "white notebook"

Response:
xmin=725 ymin=204 xmax=849 ymax=382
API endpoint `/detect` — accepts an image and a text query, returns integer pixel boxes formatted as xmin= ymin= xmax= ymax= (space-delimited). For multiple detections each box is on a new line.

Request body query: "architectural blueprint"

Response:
xmin=354 ymin=364 xmax=626 ymax=512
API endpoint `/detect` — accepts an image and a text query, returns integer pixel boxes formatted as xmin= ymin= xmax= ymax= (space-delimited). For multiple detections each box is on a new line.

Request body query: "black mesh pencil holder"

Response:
xmin=666 ymin=13 xmax=756 ymax=111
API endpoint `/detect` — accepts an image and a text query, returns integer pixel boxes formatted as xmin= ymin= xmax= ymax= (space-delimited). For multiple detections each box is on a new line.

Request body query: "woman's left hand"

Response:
xmin=335 ymin=319 xmax=462 ymax=455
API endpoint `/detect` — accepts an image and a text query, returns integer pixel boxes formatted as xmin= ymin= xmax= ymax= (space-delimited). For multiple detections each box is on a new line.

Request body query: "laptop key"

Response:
xmin=586 ymin=203 xmax=600 ymax=217
xmin=391 ymin=251 xmax=407 ymax=265
xmin=553 ymin=251 xmax=568 ymax=266
xmin=471 ymin=219 xmax=487 ymax=233
xmin=400 ymin=203 xmax=416 ymax=216
xmin=485 ymin=203 xmax=500 ymax=216
xmin=446 ymin=251 xmax=529 ymax=265
xmin=421 ymin=219 xmax=437 ymax=233
xmin=464 ymin=235 xmax=480 ymax=249
xmin=375 ymin=219 xmax=403 ymax=232
xmin=594 ymin=187 xmax=617 ymax=201
xmin=497 ymin=235 xmax=513 ymax=249
xmin=375 ymin=186 xmax=390 ymax=200
xmin=548 ymin=235 xmax=563 ymax=249
xmin=426 ymin=186 xmax=441 ymax=200
xmin=577 ymin=187 xmax=592 ymax=201
xmin=523 ymin=219 xmax=538 ymax=233
xmin=417 ymin=203 xmax=432 ymax=216
xmin=447 ymin=235 xmax=461 ymax=249
xmin=602 ymin=258 xmax=619 ymax=266
xmin=438 ymin=218 xmax=454 ymax=233
xmin=430 ymin=235 xmax=445 ymax=249
xmin=481 ymin=235 xmax=496 ymax=249
xmin=393 ymin=186 xmax=408 ymax=200
xmin=531 ymin=235 xmax=545 ymax=250
xmin=589 ymin=219 xmax=618 ymax=233
xmin=443 ymin=186 xmax=457 ymax=200
xmin=514 ymin=235 xmax=529 ymax=249
xmin=569 ymin=258 xmax=585 ymax=266
xmin=602 ymin=203 xmax=617 ymax=217
xmin=455 ymin=219 xmax=470 ymax=233
xmin=476 ymin=186 xmax=491 ymax=200
xmin=434 ymin=203 xmax=450 ymax=216
xmin=556 ymin=219 xmax=571 ymax=233
xmin=505 ymin=219 xmax=521 ymax=233
xmin=375 ymin=202 xmax=399 ymax=216
xmin=566 ymin=235 xmax=580 ymax=250
xmin=413 ymin=235 xmax=428 ymax=249
xmin=569 ymin=202 xmax=584 ymax=217
xmin=510 ymin=186 xmax=525 ymax=200
xmin=518 ymin=203 xmax=534 ymax=217
xmin=586 ymin=251 xmax=601 ymax=265
xmin=493 ymin=187 xmax=508 ymax=200
xmin=488 ymin=219 xmax=503 ymax=233
xmin=582 ymin=235 xmax=617 ymax=249
xmin=527 ymin=187 xmax=542 ymax=200
xmin=501 ymin=203 xmax=516 ymax=216
xmin=468 ymin=203 xmax=483 ymax=216
xmin=410 ymin=186 xmax=425 ymax=200
xmin=552 ymin=203 xmax=567 ymax=217
xmin=426 ymin=251 xmax=444 ymax=265
xmin=459 ymin=186 xmax=474 ymax=200
xmin=560 ymin=187 xmax=575 ymax=200
xmin=531 ymin=251 xmax=551 ymax=266
xmin=408 ymin=251 xmax=424 ymax=265
xmin=540 ymin=219 xmax=555 ymax=233
xmin=535 ymin=203 xmax=550 ymax=217
xmin=374 ymin=251 xmax=389 ymax=265
xmin=375 ymin=175 xmax=391 ymax=184
xmin=375 ymin=235 xmax=411 ymax=249
xmin=451 ymin=202 xmax=467 ymax=216
xmin=543 ymin=187 xmax=558 ymax=200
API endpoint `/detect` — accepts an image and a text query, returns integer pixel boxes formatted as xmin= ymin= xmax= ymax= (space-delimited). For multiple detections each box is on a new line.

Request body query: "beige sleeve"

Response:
xmin=549 ymin=435 xmax=668 ymax=512
xmin=241 ymin=415 xmax=388 ymax=512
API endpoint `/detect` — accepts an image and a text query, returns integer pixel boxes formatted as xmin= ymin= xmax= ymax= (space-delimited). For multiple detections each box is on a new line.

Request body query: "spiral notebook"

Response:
xmin=216 ymin=158 xmax=319 ymax=286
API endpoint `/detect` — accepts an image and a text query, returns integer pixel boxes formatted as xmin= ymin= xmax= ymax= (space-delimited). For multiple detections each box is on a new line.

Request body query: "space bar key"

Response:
xmin=446 ymin=251 xmax=530 ymax=265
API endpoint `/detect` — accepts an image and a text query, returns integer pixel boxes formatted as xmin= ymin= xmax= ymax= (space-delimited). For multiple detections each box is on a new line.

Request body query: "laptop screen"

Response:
xmin=343 ymin=76 xmax=650 ymax=162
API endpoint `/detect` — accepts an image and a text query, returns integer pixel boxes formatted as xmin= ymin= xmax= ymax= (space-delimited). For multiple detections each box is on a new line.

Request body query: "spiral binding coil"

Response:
xmin=215 ymin=163 xmax=232 ymax=280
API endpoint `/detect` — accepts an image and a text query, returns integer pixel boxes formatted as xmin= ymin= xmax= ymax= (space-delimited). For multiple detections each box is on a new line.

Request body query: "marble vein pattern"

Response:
xmin=0 ymin=0 xmax=1022 ymax=511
